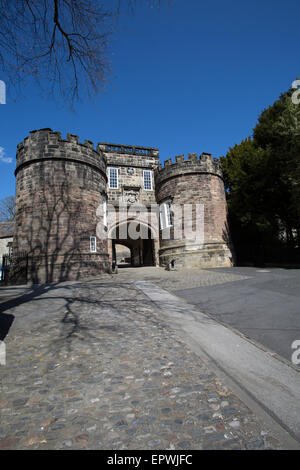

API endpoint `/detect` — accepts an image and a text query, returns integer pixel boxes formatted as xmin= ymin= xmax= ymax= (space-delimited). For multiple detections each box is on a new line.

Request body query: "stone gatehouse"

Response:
xmin=11 ymin=129 xmax=234 ymax=283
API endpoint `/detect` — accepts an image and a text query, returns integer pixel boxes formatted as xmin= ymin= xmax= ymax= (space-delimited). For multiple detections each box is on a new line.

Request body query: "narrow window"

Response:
xmin=90 ymin=236 xmax=97 ymax=253
xmin=109 ymin=167 xmax=118 ymax=189
xmin=143 ymin=170 xmax=152 ymax=190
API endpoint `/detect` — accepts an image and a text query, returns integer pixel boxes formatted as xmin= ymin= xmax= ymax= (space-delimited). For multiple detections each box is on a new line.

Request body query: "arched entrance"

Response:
xmin=108 ymin=220 xmax=159 ymax=267
xmin=115 ymin=244 xmax=131 ymax=266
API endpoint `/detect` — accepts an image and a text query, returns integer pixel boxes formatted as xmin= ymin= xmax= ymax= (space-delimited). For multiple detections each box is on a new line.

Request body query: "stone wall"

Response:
xmin=13 ymin=129 xmax=110 ymax=283
xmin=155 ymin=153 xmax=234 ymax=268
xmin=99 ymin=143 xmax=160 ymax=266
xmin=11 ymin=129 xmax=235 ymax=284
xmin=99 ymin=143 xmax=159 ymax=207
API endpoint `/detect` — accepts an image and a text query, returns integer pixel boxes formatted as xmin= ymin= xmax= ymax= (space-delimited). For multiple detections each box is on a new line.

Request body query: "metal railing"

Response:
xmin=1 ymin=251 xmax=28 ymax=284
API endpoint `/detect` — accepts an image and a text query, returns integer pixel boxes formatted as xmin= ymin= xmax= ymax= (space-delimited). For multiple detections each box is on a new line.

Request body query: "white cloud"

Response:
xmin=0 ymin=147 xmax=12 ymax=164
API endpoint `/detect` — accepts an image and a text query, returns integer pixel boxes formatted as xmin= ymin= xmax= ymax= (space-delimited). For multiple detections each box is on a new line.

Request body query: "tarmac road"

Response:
xmin=172 ymin=267 xmax=300 ymax=366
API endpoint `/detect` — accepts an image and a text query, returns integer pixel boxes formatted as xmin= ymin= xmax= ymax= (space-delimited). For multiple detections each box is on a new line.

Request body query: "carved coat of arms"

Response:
xmin=124 ymin=189 xmax=139 ymax=204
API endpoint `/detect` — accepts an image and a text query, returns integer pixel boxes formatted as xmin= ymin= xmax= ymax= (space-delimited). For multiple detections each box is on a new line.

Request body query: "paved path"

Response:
xmin=0 ymin=274 xmax=288 ymax=450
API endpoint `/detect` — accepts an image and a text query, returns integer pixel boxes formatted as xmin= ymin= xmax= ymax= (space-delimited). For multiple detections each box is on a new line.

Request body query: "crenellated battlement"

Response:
xmin=155 ymin=152 xmax=223 ymax=186
xmin=17 ymin=128 xmax=102 ymax=153
xmin=157 ymin=152 xmax=220 ymax=168
xmin=16 ymin=128 xmax=107 ymax=177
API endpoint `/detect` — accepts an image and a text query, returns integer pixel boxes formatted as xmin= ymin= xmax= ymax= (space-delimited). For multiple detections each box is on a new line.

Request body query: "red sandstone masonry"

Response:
xmin=11 ymin=130 xmax=234 ymax=283
xmin=154 ymin=153 xmax=234 ymax=268
xmin=13 ymin=129 xmax=110 ymax=283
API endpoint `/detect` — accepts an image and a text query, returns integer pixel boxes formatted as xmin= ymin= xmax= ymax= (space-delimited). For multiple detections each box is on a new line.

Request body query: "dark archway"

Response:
xmin=109 ymin=220 xmax=158 ymax=267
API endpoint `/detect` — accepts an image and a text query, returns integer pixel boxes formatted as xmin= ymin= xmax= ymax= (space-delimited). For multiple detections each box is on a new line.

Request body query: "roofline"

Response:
xmin=99 ymin=142 xmax=159 ymax=152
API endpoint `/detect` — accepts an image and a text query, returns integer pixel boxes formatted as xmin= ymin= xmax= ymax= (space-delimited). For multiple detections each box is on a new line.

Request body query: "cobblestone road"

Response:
xmin=0 ymin=273 xmax=282 ymax=450
xmin=114 ymin=265 xmax=253 ymax=291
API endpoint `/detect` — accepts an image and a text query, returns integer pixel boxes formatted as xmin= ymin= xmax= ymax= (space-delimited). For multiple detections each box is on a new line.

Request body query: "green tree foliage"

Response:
xmin=220 ymin=86 xmax=300 ymax=263
xmin=253 ymin=89 xmax=300 ymax=241
xmin=221 ymin=138 xmax=274 ymax=233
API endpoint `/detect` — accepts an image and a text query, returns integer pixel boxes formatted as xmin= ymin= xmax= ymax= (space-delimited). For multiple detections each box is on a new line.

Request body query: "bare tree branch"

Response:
xmin=0 ymin=0 xmax=167 ymax=105
xmin=0 ymin=196 xmax=15 ymax=223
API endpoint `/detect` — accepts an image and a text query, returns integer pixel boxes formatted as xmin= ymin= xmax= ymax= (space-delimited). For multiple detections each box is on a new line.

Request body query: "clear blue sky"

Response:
xmin=0 ymin=0 xmax=299 ymax=199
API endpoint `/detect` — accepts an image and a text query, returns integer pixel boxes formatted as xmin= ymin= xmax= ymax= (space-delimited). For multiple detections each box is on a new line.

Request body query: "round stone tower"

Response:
xmin=13 ymin=128 xmax=110 ymax=283
xmin=155 ymin=152 xmax=234 ymax=268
